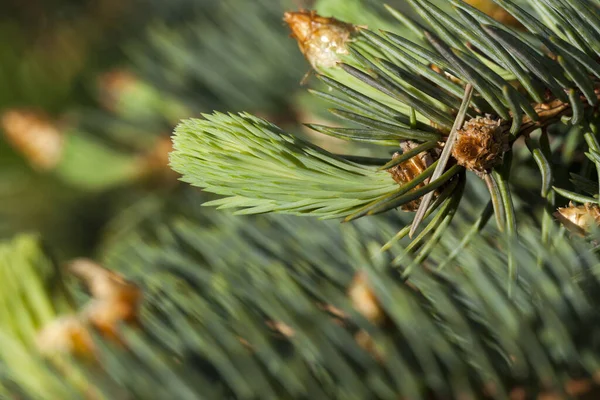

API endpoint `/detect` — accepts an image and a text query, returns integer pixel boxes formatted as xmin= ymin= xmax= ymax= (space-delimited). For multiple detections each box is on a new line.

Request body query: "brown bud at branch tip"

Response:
xmin=284 ymin=10 xmax=357 ymax=70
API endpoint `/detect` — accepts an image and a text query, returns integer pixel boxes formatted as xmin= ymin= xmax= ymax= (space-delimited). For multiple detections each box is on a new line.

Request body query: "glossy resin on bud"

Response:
xmin=284 ymin=10 xmax=357 ymax=70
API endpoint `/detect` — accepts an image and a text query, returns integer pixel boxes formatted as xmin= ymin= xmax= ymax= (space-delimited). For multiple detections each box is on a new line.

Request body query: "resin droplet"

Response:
xmin=284 ymin=10 xmax=357 ymax=70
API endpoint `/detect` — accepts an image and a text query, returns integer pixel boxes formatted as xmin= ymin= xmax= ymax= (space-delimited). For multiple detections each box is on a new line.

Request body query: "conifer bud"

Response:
xmin=69 ymin=259 xmax=142 ymax=340
xmin=554 ymin=202 xmax=600 ymax=236
xmin=140 ymin=135 xmax=179 ymax=184
xmin=97 ymin=69 xmax=139 ymax=112
xmin=36 ymin=316 xmax=96 ymax=358
xmin=1 ymin=109 xmax=65 ymax=170
xmin=387 ymin=141 xmax=436 ymax=211
xmin=348 ymin=272 xmax=387 ymax=362
xmin=452 ymin=115 xmax=509 ymax=175
xmin=348 ymin=271 xmax=386 ymax=325
xmin=284 ymin=10 xmax=357 ymax=70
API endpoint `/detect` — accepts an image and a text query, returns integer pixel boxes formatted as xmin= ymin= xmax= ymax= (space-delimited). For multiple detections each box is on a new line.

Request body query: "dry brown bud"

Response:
xmin=69 ymin=259 xmax=142 ymax=340
xmin=36 ymin=260 xmax=141 ymax=358
xmin=387 ymin=141 xmax=436 ymax=211
xmin=97 ymin=69 xmax=139 ymax=112
xmin=284 ymin=10 xmax=357 ymax=70
xmin=1 ymin=109 xmax=64 ymax=170
xmin=138 ymin=135 xmax=180 ymax=186
xmin=452 ymin=115 xmax=509 ymax=175
xmin=554 ymin=202 xmax=600 ymax=236
xmin=348 ymin=271 xmax=386 ymax=325
xmin=36 ymin=315 xmax=96 ymax=358
xmin=149 ymin=136 xmax=174 ymax=169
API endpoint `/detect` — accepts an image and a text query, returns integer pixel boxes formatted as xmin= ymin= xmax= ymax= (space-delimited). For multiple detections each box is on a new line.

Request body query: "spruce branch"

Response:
xmin=298 ymin=0 xmax=600 ymax=237
xmin=171 ymin=0 xmax=600 ymax=250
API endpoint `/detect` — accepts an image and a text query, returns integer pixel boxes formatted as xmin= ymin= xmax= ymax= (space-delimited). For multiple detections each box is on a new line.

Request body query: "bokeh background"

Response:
xmin=0 ymin=0 xmax=327 ymax=259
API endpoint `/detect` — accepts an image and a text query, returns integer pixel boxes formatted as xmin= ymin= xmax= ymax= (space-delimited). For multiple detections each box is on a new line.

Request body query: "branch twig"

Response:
xmin=409 ymin=84 xmax=473 ymax=238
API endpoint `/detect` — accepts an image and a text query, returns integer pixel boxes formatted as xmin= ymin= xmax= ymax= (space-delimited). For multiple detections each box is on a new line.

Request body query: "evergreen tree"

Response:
xmin=3 ymin=0 xmax=600 ymax=398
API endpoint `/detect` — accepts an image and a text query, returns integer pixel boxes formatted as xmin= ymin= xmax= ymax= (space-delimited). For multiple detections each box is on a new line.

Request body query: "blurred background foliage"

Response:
xmin=0 ymin=0 xmax=307 ymax=258
xmin=0 ymin=0 xmax=428 ymax=259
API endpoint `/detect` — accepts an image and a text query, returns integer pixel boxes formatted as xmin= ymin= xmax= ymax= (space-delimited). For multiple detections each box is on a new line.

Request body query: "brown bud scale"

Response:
xmin=554 ymin=202 xmax=600 ymax=236
xmin=387 ymin=141 xmax=436 ymax=211
xmin=452 ymin=115 xmax=509 ymax=175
